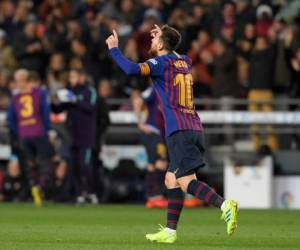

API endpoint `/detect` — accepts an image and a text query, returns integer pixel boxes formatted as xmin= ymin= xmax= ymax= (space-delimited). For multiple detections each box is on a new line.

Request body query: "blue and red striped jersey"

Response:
xmin=141 ymin=86 xmax=164 ymax=135
xmin=140 ymin=53 xmax=203 ymax=137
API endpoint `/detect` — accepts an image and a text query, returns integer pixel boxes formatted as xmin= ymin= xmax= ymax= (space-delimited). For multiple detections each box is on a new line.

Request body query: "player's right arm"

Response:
xmin=106 ymin=30 xmax=161 ymax=77
xmin=132 ymin=90 xmax=152 ymax=134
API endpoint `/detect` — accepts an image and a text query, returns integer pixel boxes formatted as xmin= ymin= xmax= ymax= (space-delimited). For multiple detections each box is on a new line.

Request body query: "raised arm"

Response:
xmin=106 ymin=30 xmax=140 ymax=75
xmin=106 ymin=29 xmax=160 ymax=76
xmin=109 ymin=47 xmax=141 ymax=75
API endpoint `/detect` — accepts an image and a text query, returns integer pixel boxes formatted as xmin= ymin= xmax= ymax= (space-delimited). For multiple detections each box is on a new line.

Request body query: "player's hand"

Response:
xmin=138 ymin=122 xmax=152 ymax=134
xmin=106 ymin=29 xmax=119 ymax=49
xmin=150 ymin=24 xmax=162 ymax=38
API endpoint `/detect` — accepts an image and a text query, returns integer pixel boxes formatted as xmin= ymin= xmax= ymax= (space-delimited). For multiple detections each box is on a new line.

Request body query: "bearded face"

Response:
xmin=148 ymin=31 xmax=163 ymax=56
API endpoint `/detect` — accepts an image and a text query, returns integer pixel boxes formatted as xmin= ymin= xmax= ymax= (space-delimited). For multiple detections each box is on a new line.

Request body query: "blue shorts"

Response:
xmin=22 ymin=136 xmax=55 ymax=162
xmin=140 ymin=133 xmax=167 ymax=164
xmin=166 ymin=130 xmax=206 ymax=178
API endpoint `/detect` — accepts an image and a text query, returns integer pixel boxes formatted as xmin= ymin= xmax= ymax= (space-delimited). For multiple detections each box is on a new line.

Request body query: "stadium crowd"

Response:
xmin=1 ymin=0 xmax=300 ymax=203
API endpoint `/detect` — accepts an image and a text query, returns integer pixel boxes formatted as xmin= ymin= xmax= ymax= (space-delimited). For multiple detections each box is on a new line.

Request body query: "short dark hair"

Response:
xmin=160 ymin=25 xmax=181 ymax=51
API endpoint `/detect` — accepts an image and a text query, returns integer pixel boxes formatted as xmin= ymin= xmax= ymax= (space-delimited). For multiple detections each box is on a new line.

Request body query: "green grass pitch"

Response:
xmin=0 ymin=204 xmax=299 ymax=250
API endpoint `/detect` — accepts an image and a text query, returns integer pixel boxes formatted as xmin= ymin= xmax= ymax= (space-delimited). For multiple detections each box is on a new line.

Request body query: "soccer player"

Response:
xmin=132 ymin=86 xmax=167 ymax=209
xmin=106 ymin=25 xmax=238 ymax=243
xmin=7 ymin=69 xmax=55 ymax=207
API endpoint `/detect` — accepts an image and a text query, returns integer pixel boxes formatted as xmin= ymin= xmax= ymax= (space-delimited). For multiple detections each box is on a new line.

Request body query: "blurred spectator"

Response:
xmin=48 ymin=52 xmax=65 ymax=74
xmin=236 ymin=23 xmax=256 ymax=86
xmin=92 ymin=78 xmax=111 ymax=200
xmin=167 ymin=8 xmax=193 ymax=53
xmin=221 ymin=25 xmax=235 ymax=47
xmin=118 ymin=0 xmax=137 ymax=26
xmin=212 ymin=2 xmax=236 ymax=39
xmin=44 ymin=159 xmax=72 ymax=203
xmin=1 ymin=155 xmax=29 ymax=202
xmin=52 ymin=69 xmax=98 ymax=204
xmin=284 ymin=26 xmax=300 ymax=101
xmin=248 ymin=36 xmax=278 ymax=151
xmin=98 ymin=79 xmax=113 ymax=98
xmin=270 ymin=19 xmax=290 ymax=93
xmin=13 ymin=21 xmax=46 ymax=76
xmin=0 ymin=29 xmax=16 ymax=75
xmin=47 ymin=53 xmax=67 ymax=96
xmin=285 ymin=47 xmax=300 ymax=100
xmin=235 ymin=0 xmax=256 ymax=39
xmin=248 ymin=37 xmax=275 ymax=97
xmin=188 ymin=30 xmax=214 ymax=97
xmin=211 ymin=38 xmax=241 ymax=102
xmin=95 ymin=79 xmax=110 ymax=155
xmin=1 ymin=0 xmax=32 ymax=38
xmin=39 ymin=0 xmax=70 ymax=21
xmin=256 ymin=4 xmax=274 ymax=37
xmin=29 ymin=70 xmax=42 ymax=87
xmin=70 ymin=38 xmax=97 ymax=80
xmin=0 ymin=70 xmax=11 ymax=110
xmin=42 ymin=12 xmax=66 ymax=52
xmin=191 ymin=3 xmax=211 ymax=32
xmin=210 ymin=37 xmax=242 ymax=144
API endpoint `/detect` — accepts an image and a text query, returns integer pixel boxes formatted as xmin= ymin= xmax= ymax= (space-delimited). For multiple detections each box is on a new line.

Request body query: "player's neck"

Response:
xmin=158 ymin=49 xmax=170 ymax=56
xmin=158 ymin=50 xmax=179 ymax=57
xmin=20 ymin=86 xmax=33 ymax=93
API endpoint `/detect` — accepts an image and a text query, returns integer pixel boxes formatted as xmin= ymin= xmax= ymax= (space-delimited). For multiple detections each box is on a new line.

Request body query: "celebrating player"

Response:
xmin=106 ymin=25 xmax=239 ymax=243
xmin=132 ymin=86 xmax=167 ymax=209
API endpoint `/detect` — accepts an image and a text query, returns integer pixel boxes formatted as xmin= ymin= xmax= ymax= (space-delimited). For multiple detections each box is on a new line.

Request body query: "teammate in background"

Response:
xmin=7 ymin=69 xmax=55 ymax=207
xmin=52 ymin=69 xmax=98 ymax=205
xmin=132 ymin=86 xmax=167 ymax=209
xmin=106 ymin=25 xmax=239 ymax=243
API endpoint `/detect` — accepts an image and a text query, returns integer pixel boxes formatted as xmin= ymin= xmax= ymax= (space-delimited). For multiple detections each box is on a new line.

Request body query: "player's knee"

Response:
xmin=179 ymin=182 xmax=189 ymax=193
xmin=177 ymin=174 xmax=197 ymax=193
xmin=164 ymin=173 xmax=178 ymax=189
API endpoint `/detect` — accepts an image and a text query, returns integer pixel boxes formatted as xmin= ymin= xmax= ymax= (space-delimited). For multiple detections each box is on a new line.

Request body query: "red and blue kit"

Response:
xmin=110 ymin=48 xmax=203 ymax=137
xmin=141 ymin=86 xmax=164 ymax=135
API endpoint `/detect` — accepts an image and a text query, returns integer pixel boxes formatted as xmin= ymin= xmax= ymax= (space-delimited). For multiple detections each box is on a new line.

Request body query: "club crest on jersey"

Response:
xmin=148 ymin=59 xmax=158 ymax=65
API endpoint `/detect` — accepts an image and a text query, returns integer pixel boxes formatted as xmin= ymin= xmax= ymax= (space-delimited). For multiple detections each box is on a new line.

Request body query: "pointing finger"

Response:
xmin=113 ymin=29 xmax=118 ymax=39
xmin=154 ymin=24 xmax=160 ymax=29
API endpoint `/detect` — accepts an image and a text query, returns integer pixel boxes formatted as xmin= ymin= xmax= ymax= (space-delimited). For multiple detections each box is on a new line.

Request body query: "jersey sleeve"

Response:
xmin=139 ymin=57 xmax=163 ymax=77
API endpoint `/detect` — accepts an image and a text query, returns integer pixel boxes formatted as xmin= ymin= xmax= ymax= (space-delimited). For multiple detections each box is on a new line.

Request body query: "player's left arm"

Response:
xmin=106 ymin=30 xmax=161 ymax=77
xmin=132 ymin=93 xmax=144 ymax=124
xmin=132 ymin=93 xmax=152 ymax=134
xmin=40 ymin=88 xmax=51 ymax=132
